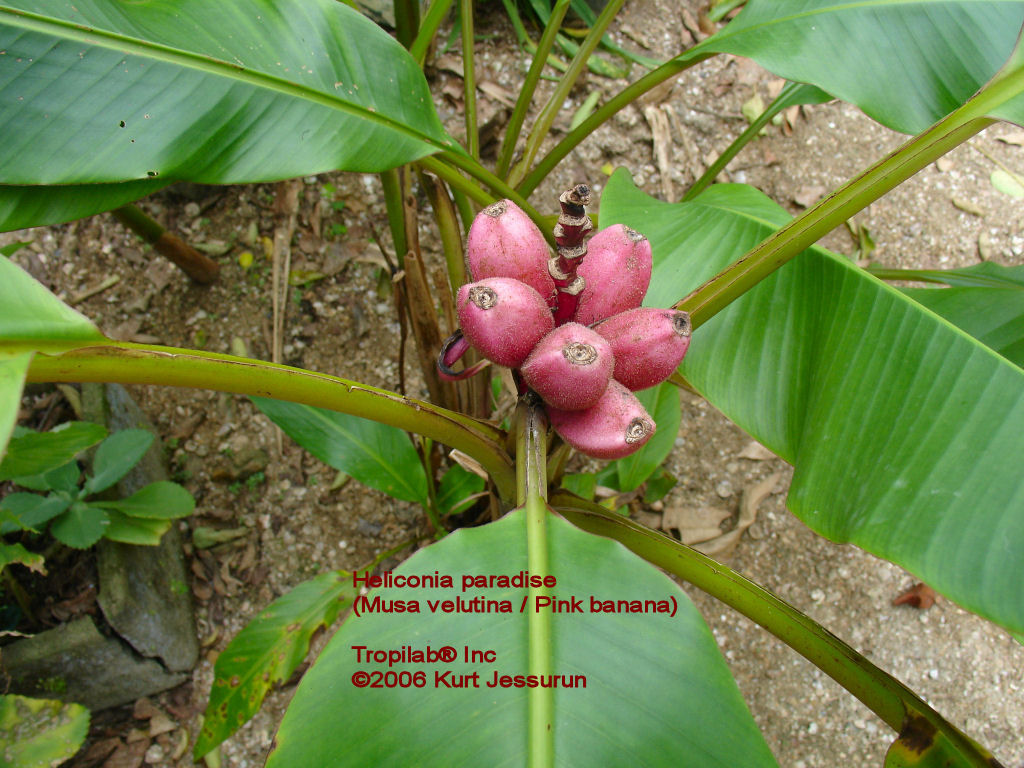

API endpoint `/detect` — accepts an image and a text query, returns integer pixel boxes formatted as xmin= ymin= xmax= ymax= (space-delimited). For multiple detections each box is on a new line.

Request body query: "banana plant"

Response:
xmin=1 ymin=0 xmax=1023 ymax=765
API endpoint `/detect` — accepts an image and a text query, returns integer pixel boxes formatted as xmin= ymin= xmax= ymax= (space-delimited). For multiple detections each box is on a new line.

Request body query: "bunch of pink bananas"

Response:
xmin=440 ymin=187 xmax=691 ymax=459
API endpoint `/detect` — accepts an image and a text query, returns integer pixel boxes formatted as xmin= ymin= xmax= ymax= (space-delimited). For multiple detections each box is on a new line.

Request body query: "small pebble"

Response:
xmin=144 ymin=743 xmax=165 ymax=764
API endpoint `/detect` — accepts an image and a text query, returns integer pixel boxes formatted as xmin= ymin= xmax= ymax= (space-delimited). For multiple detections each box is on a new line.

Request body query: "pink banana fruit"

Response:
xmin=594 ymin=308 xmax=691 ymax=391
xmin=547 ymin=380 xmax=655 ymax=459
xmin=574 ymin=224 xmax=652 ymax=326
xmin=466 ymin=200 xmax=554 ymax=303
xmin=456 ymin=278 xmax=554 ymax=369
xmin=521 ymin=323 xmax=614 ymax=411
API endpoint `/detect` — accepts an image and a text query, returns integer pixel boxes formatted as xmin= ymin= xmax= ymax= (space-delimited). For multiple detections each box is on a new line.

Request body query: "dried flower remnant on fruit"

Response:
xmin=563 ymin=342 xmax=597 ymax=366
xmin=468 ymin=285 xmax=497 ymax=309
xmin=624 ymin=417 xmax=649 ymax=444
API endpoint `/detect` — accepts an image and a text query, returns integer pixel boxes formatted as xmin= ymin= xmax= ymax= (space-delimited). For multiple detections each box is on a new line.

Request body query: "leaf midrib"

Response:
xmin=0 ymin=6 xmax=455 ymax=155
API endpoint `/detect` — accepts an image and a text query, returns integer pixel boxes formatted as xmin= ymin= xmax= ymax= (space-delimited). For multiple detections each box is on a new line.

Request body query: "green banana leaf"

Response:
xmin=0 ymin=254 xmax=106 ymax=462
xmin=871 ymin=262 xmax=1024 ymax=367
xmin=253 ymin=397 xmax=428 ymax=505
xmin=267 ymin=508 xmax=776 ymax=767
xmin=601 ymin=170 xmax=1024 ymax=634
xmin=699 ymin=0 xmax=1024 ymax=134
xmin=0 ymin=257 xmax=104 ymax=348
xmin=0 ymin=353 xmax=32 ymax=463
xmin=0 ymin=0 xmax=454 ymax=194
xmin=195 ymin=570 xmax=357 ymax=759
xmin=0 ymin=181 xmax=171 ymax=232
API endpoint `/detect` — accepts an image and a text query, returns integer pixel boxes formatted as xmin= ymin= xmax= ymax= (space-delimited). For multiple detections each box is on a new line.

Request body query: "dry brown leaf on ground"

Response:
xmin=995 ymin=129 xmax=1024 ymax=146
xmin=694 ymin=472 xmax=783 ymax=556
xmin=738 ymin=440 xmax=776 ymax=461
xmin=892 ymin=582 xmax=937 ymax=610
xmin=642 ymin=105 xmax=675 ymax=202
xmin=661 ymin=504 xmax=732 ymax=545
xmin=478 ymin=81 xmax=516 ymax=108
xmin=102 ymin=738 xmax=148 ymax=768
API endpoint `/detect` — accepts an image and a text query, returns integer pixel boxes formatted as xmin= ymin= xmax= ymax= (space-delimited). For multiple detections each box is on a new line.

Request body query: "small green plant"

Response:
xmin=0 ymin=693 xmax=89 ymax=768
xmin=0 ymin=422 xmax=195 ymax=555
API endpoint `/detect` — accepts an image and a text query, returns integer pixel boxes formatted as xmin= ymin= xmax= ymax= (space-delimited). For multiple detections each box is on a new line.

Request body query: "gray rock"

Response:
xmin=90 ymin=383 xmax=199 ymax=673
xmin=3 ymin=617 xmax=188 ymax=711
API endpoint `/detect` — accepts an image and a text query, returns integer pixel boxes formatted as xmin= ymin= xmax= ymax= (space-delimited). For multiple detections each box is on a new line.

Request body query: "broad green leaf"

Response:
xmin=9 ymin=460 xmax=81 ymax=493
xmin=698 ymin=1 xmax=1024 ymax=134
xmin=0 ymin=422 xmax=106 ymax=481
xmin=101 ymin=509 xmax=170 ymax=545
xmin=561 ymin=472 xmax=597 ymax=500
xmin=0 ymin=492 xmax=69 ymax=534
xmin=436 ymin=464 xmax=485 ymax=516
xmin=267 ymin=509 xmax=776 ymax=767
xmin=608 ymin=382 xmax=681 ymax=492
xmin=0 ymin=694 xmax=89 ymax=768
xmin=84 ymin=429 xmax=154 ymax=495
xmin=0 ymin=541 xmax=44 ymax=572
xmin=643 ymin=467 xmax=677 ymax=503
xmin=195 ymin=570 xmax=356 ymax=759
xmin=0 ymin=0 xmax=455 ymax=187
xmin=878 ymin=262 xmax=1024 ymax=367
xmin=602 ymin=170 xmax=1024 ymax=633
xmin=89 ymin=481 xmax=195 ymax=519
xmin=253 ymin=397 xmax=428 ymax=504
xmin=49 ymin=501 xmax=108 ymax=548
xmin=988 ymin=24 xmax=1024 ymax=124
xmin=0 ymin=352 xmax=31 ymax=464
xmin=0 ymin=256 xmax=105 ymax=347
xmin=0 ymin=180 xmax=170 ymax=232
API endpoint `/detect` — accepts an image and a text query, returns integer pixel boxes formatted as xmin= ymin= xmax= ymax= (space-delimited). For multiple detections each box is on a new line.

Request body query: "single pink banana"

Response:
xmin=574 ymin=224 xmax=652 ymax=326
xmin=547 ymin=380 xmax=655 ymax=459
xmin=594 ymin=308 xmax=691 ymax=390
xmin=456 ymin=278 xmax=554 ymax=369
xmin=466 ymin=200 xmax=555 ymax=304
xmin=521 ymin=323 xmax=614 ymax=411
